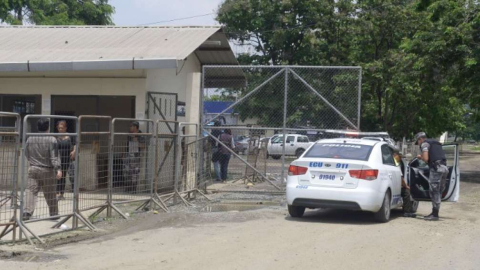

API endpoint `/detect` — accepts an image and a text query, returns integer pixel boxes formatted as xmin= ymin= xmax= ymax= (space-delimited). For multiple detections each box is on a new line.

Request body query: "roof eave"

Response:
xmin=0 ymin=58 xmax=178 ymax=72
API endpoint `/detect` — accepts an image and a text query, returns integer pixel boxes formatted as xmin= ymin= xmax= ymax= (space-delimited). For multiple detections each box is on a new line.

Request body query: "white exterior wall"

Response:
xmin=0 ymin=53 xmax=203 ymax=125
xmin=146 ymin=55 xmax=202 ymax=125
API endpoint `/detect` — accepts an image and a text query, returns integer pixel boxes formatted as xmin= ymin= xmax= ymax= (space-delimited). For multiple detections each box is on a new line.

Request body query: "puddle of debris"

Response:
xmin=201 ymin=201 xmax=279 ymax=212
xmin=0 ymin=250 xmax=66 ymax=263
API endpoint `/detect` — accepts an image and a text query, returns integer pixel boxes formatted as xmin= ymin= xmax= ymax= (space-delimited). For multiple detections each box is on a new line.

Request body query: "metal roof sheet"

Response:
xmin=0 ymin=25 xmax=239 ymax=70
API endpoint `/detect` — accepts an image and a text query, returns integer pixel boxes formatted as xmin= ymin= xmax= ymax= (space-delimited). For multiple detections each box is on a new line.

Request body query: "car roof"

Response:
xmin=274 ymin=134 xmax=306 ymax=137
xmin=323 ymin=130 xmax=390 ymax=137
xmin=314 ymin=138 xmax=381 ymax=146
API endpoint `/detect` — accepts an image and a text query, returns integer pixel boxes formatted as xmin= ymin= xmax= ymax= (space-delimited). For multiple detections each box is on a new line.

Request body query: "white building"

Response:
xmin=0 ymin=26 xmax=239 ymax=130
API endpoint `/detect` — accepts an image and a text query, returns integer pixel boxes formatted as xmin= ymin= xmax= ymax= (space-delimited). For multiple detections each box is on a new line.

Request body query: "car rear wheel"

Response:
xmin=288 ymin=205 xmax=305 ymax=218
xmin=272 ymin=155 xmax=281 ymax=160
xmin=374 ymin=191 xmax=391 ymax=223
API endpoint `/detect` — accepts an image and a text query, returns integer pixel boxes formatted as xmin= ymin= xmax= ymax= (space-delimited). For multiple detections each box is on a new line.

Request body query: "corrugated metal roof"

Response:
xmin=0 ymin=25 xmax=238 ymax=67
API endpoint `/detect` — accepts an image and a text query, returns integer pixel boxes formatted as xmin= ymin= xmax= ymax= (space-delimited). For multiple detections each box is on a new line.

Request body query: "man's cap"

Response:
xmin=393 ymin=148 xmax=401 ymax=155
xmin=414 ymin=132 xmax=426 ymax=145
xmin=130 ymin=121 xmax=140 ymax=128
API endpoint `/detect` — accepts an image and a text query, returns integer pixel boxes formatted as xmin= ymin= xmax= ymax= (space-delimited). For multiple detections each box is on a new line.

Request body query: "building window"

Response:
xmin=13 ymin=100 xmax=35 ymax=114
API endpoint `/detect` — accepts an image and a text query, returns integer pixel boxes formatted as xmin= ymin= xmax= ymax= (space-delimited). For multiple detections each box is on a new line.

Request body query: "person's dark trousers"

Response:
xmin=57 ymin=163 xmax=70 ymax=195
xmin=219 ymin=154 xmax=231 ymax=181
xmin=401 ymin=187 xmax=414 ymax=213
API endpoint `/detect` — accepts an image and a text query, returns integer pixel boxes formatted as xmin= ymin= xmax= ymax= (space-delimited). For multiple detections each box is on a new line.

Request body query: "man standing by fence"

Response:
xmin=124 ymin=121 xmax=145 ymax=194
xmin=415 ymin=132 xmax=449 ymax=221
xmin=23 ymin=118 xmax=62 ymax=220
xmin=210 ymin=121 xmax=222 ymax=181
xmin=218 ymin=129 xmax=235 ymax=182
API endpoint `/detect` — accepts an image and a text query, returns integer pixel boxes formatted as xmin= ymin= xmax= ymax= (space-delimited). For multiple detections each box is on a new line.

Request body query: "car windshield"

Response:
xmin=304 ymin=143 xmax=373 ymax=161
xmin=272 ymin=136 xmax=283 ymax=143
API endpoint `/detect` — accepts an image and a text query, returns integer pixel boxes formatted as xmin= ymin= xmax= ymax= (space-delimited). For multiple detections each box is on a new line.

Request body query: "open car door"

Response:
xmin=406 ymin=144 xmax=460 ymax=202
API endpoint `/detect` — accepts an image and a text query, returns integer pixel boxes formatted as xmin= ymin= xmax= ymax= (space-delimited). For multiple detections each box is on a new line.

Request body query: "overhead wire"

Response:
xmin=139 ymin=12 xmax=216 ymax=26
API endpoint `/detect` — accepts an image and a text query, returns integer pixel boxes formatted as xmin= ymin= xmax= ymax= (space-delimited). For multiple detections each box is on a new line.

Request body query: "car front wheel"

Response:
xmin=374 ymin=191 xmax=391 ymax=223
xmin=288 ymin=205 xmax=305 ymax=218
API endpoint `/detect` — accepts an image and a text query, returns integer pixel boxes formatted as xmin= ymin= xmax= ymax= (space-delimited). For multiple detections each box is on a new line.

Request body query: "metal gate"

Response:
xmin=200 ymin=66 xmax=362 ymax=192
xmin=146 ymin=92 xmax=178 ymax=122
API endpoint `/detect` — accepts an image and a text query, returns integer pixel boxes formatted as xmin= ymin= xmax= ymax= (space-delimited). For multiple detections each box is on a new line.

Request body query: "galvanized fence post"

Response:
xmin=72 ymin=119 xmax=80 ymax=229
xmin=281 ymin=67 xmax=288 ymax=183
xmin=107 ymin=119 xmax=114 ymax=218
xmin=173 ymin=122 xmax=179 ymax=204
xmin=199 ymin=65 xmax=205 ymax=191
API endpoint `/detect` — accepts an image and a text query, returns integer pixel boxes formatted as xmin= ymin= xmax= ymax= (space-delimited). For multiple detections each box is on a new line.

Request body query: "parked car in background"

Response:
xmin=267 ymin=134 xmax=313 ymax=159
xmin=235 ymin=137 xmax=250 ymax=155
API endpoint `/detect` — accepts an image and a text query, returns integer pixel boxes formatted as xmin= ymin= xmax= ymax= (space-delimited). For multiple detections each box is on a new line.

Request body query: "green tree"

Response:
xmin=218 ymin=0 xmax=355 ymax=65
xmin=397 ymin=0 xmax=480 ymax=138
xmin=0 ymin=0 xmax=114 ymax=25
xmin=217 ymin=0 xmax=358 ymax=128
xmin=217 ymin=0 xmax=480 ymax=140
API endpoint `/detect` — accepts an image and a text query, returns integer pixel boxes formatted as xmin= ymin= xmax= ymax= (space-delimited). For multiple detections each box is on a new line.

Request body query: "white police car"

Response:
xmin=286 ymin=138 xmax=460 ymax=222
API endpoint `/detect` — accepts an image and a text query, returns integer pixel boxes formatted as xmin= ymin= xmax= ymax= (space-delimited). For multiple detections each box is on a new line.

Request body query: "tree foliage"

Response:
xmin=0 ymin=0 xmax=114 ymax=25
xmin=217 ymin=0 xmax=480 ymax=140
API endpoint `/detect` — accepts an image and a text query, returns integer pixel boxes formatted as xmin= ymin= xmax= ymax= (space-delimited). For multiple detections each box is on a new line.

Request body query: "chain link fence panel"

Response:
xmin=0 ymin=112 xmax=21 ymax=242
xmin=110 ymin=119 xmax=155 ymax=214
xmin=77 ymin=116 xmax=111 ymax=216
xmin=201 ymin=66 xmax=361 ymax=194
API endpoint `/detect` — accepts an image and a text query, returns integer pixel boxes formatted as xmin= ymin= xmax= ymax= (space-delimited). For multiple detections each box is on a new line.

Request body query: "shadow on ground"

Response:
xmin=285 ymin=208 xmax=403 ymax=225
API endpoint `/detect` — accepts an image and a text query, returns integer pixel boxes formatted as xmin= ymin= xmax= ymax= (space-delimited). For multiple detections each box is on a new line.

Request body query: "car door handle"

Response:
xmin=290 ymin=144 xmax=294 ymax=146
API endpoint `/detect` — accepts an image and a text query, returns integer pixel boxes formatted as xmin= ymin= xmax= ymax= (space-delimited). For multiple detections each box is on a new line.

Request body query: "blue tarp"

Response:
xmin=203 ymin=101 xmax=235 ymax=114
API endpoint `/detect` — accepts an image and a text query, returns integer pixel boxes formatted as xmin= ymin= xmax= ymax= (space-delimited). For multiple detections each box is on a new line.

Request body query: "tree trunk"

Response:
xmin=17 ymin=7 xmax=23 ymax=24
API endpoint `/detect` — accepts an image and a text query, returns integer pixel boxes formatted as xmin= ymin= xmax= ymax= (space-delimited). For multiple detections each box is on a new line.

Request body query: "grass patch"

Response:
xmin=472 ymin=146 xmax=480 ymax=151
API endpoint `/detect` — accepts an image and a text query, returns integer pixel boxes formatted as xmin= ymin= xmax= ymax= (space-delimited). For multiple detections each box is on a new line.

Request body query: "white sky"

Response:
xmin=109 ymin=0 xmax=222 ymax=26
xmin=109 ymin=0 xmax=253 ymax=56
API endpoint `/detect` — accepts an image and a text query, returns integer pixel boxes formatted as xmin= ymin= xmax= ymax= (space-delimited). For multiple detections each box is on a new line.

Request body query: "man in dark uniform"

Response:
xmin=124 ymin=121 xmax=145 ymax=193
xmin=209 ymin=121 xmax=222 ymax=181
xmin=393 ymin=149 xmax=416 ymax=218
xmin=414 ymin=132 xmax=449 ymax=221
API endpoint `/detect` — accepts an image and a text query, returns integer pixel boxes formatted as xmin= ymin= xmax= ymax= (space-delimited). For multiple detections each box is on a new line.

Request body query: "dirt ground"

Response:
xmin=0 ymin=180 xmax=478 ymax=270
xmin=1 ymin=150 xmax=479 ymax=270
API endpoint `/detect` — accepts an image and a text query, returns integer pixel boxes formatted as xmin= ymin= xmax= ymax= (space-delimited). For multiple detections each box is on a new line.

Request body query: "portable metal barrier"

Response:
xmin=151 ymin=120 xmax=178 ymax=212
xmin=179 ymin=123 xmax=198 ymax=192
xmin=0 ymin=112 xmax=21 ymax=243
xmin=164 ymin=123 xmax=210 ymax=206
xmin=19 ymin=115 xmax=94 ymax=245
xmin=109 ymin=118 xmax=156 ymax=217
xmin=73 ymin=116 xmax=112 ymax=221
